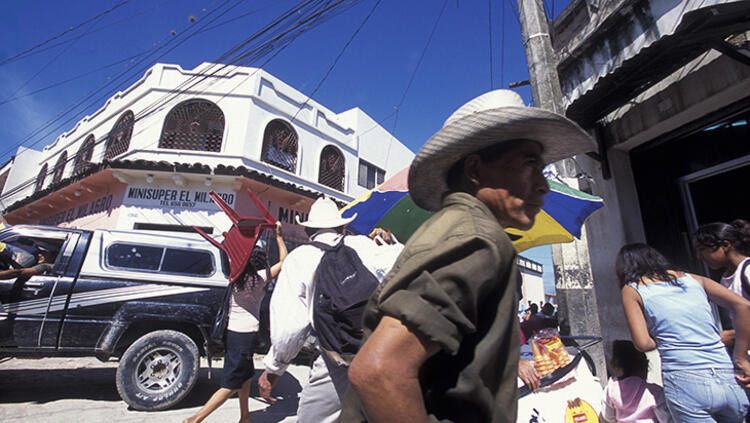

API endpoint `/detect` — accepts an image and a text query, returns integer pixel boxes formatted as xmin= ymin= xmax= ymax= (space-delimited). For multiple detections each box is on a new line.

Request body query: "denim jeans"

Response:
xmin=663 ymin=368 xmax=749 ymax=423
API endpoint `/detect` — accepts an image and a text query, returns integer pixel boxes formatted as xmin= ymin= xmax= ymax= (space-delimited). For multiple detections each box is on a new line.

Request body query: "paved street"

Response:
xmin=0 ymin=356 xmax=311 ymax=422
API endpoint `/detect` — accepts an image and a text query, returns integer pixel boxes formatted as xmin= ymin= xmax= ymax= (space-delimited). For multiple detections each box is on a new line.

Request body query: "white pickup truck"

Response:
xmin=0 ymin=224 xmax=232 ymax=411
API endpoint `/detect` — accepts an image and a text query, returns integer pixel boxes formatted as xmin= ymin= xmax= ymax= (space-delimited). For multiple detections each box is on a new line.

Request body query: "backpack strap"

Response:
xmin=309 ymin=237 xmax=345 ymax=252
xmin=740 ymin=260 xmax=750 ymax=298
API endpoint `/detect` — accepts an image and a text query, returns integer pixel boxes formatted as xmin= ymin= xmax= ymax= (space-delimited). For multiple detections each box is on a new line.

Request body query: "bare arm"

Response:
xmin=691 ymin=273 xmax=750 ymax=384
xmin=348 ymin=315 xmax=440 ymax=423
xmin=621 ymin=285 xmax=657 ymax=352
xmin=0 ymin=266 xmax=42 ymax=280
xmin=268 ymin=222 xmax=288 ymax=279
xmin=0 ymin=268 xmax=23 ymax=280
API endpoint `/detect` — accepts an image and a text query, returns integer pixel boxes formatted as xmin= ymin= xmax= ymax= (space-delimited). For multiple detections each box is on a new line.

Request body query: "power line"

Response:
xmin=4 ymin=0 xmax=177 ymax=64
xmin=0 ymin=52 xmax=152 ymax=107
xmin=0 ymin=0 xmax=234 ymax=161
xmin=506 ymin=0 xmax=520 ymax=25
xmin=395 ymin=0 xmax=449 ymax=110
xmin=488 ymin=0 xmax=494 ymax=90
xmin=1 ymin=0 xmax=365 ymax=203
xmin=292 ymin=0 xmax=382 ymax=122
xmin=501 ymin=0 xmax=505 ymax=87
xmin=3 ymin=15 xmax=103 ymax=105
xmin=384 ymin=0 xmax=449 ymax=166
xmin=0 ymin=0 xmax=132 ymax=67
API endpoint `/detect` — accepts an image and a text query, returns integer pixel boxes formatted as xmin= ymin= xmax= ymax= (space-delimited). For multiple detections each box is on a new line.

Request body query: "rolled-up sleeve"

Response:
xmin=377 ymin=236 xmax=503 ymax=355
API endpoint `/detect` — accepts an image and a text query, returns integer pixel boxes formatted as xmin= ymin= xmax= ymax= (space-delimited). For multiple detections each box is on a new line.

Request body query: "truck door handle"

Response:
xmin=24 ymin=282 xmax=44 ymax=288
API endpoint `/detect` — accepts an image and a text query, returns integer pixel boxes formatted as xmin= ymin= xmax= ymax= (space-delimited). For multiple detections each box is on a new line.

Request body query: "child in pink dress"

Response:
xmin=602 ymin=340 xmax=673 ymax=423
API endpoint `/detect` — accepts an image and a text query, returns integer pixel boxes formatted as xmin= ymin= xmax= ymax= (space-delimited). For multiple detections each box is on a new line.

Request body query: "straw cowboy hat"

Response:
xmin=296 ymin=197 xmax=357 ymax=228
xmin=409 ymin=89 xmax=596 ymax=211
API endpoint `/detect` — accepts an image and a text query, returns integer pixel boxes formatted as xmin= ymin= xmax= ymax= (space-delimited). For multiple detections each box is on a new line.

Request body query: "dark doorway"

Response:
xmin=687 ymin=163 xmax=750 ymax=225
xmin=630 ymin=111 xmax=750 ymax=273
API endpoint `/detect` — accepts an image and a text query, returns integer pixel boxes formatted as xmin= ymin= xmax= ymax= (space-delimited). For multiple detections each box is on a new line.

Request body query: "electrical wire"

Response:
xmin=5 ymin=0 xmax=177 ymax=64
xmin=0 ymin=0 xmax=238 ymax=191
xmin=0 ymin=0 xmax=234 ymax=161
xmin=0 ymin=0 xmax=132 ymax=67
xmin=506 ymin=0 xmax=521 ymax=25
xmin=292 ymin=0 xmax=383 ymax=122
xmin=488 ymin=0 xmax=494 ymax=90
xmin=384 ymin=0 xmax=449 ymax=167
xmin=0 ymin=51 xmax=152 ymax=107
xmin=3 ymin=15 xmax=103 ymax=105
xmin=1 ymin=0 xmax=366 ymax=203
xmin=500 ymin=0 xmax=505 ymax=87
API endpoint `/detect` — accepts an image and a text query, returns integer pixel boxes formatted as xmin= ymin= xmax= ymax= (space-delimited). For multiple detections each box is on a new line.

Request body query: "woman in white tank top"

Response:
xmin=694 ymin=219 xmax=750 ymax=349
xmin=184 ymin=222 xmax=287 ymax=423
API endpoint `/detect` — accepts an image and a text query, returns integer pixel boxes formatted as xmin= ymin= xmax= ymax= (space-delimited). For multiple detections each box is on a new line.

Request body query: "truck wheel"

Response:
xmin=116 ymin=330 xmax=200 ymax=411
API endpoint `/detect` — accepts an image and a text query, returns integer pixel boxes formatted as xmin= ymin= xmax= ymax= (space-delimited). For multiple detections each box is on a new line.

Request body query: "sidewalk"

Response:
xmin=0 ymin=355 xmax=311 ymax=422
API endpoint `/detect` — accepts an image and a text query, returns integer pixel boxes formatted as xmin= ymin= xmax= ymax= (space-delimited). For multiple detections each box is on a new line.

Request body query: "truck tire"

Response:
xmin=116 ymin=330 xmax=200 ymax=411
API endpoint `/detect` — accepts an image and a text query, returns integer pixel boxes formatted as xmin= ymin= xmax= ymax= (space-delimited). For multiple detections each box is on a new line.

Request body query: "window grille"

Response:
xmin=318 ymin=146 xmax=345 ymax=191
xmin=35 ymin=164 xmax=48 ymax=193
xmin=358 ymin=159 xmax=385 ymax=189
xmin=158 ymin=100 xmax=224 ymax=152
xmin=52 ymin=151 xmax=68 ymax=184
xmin=73 ymin=135 xmax=95 ymax=175
xmin=105 ymin=111 xmax=134 ymax=160
xmin=261 ymin=119 xmax=298 ymax=172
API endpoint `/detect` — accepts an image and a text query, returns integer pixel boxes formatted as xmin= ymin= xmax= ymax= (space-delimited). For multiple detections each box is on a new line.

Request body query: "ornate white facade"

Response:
xmin=0 ymin=63 xmax=415 ymax=243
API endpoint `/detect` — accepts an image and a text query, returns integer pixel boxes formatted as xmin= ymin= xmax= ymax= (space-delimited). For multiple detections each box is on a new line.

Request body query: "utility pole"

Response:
xmin=517 ymin=0 xmax=606 ymax=380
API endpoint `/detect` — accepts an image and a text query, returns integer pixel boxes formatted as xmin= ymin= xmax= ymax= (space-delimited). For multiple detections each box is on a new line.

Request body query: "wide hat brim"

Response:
xmin=409 ymin=106 xmax=597 ymax=211
xmin=295 ymin=214 xmax=356 ymax=228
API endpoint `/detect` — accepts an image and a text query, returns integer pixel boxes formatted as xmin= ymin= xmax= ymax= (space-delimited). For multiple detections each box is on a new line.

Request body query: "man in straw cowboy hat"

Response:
xmin=259 ymin=197 xmax=402 ymax=422
xmin=341 ymin=89 xmax=596 ymax=422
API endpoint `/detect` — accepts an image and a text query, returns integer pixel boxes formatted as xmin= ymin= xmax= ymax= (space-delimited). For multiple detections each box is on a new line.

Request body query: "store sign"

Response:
xmin=123 ymin=186 xmax=235 ymax=210
xmin=39 ymin=194 xmax=113 ymax=226
xmin=276 ymin=206 xmax=308 ymax=226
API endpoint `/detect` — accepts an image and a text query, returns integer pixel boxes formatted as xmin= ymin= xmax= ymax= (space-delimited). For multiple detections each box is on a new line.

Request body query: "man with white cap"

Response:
xmin=341 ymin=89 xmax=596 ymax=422
xmin=259 ymin=197 xmax=401 ymax=423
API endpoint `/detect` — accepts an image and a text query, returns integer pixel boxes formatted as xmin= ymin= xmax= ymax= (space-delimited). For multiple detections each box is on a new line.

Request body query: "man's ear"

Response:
xmin=463 ymin=155 xmax=482 ymax=187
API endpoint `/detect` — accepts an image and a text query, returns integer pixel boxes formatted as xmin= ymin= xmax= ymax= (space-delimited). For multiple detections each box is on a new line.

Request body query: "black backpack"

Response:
xmin=310 ymin=238 xmax=379 ymax=362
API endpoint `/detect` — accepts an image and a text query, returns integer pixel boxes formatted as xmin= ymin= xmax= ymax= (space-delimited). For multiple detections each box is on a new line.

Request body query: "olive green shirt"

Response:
xmin=341 ymin=192 xmax=520 ymax=423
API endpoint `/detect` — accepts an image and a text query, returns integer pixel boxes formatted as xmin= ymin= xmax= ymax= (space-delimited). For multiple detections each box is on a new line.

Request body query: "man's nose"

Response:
xmin=537 ymin=172 xmax=550 ymax=194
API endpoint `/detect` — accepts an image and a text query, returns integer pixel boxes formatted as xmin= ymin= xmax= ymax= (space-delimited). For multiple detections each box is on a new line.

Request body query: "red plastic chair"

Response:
xmin=193 ymin=189 xmax=277 ymax=283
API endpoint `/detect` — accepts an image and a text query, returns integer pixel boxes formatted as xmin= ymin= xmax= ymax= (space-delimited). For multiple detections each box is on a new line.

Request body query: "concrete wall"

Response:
xmin=603 ymin=50 xmax=750 ymax=149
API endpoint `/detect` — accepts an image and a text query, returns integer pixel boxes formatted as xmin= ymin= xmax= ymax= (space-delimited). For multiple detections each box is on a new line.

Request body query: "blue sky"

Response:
xmin=0 ymin=0 xmax=567 ymax=292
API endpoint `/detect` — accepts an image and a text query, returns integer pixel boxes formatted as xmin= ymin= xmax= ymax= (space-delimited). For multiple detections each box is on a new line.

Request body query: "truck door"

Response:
xmin=0 ymin=230 xmax=81 ymax=348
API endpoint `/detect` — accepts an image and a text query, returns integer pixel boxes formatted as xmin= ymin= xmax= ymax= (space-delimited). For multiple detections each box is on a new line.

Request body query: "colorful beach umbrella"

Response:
xmin=341 ymin=167 xmax=604 ymax=252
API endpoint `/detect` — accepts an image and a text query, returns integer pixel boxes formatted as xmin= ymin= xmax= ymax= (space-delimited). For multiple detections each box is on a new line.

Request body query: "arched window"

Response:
xmin=318 ymin=145 xmax=345 ymax=191
xmin=261 ymin=119 xmax=298 ymax=172
xmin=158 ymin=100 xmax=224 ymax=152
xmin=105 ymin=111 xmax=134 ymax=160
xmin=73 ymin=134 xmax=95 ymax=175
xmin=35 ymin=164 xmax=48 ymax=193
xmin=52 ymin=151 xmax=68 ymax=184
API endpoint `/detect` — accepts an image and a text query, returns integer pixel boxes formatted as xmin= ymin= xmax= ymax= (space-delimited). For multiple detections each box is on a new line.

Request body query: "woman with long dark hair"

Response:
xmin=617 ymin=243 xmax=750 ymax=422
xmin=694 ymin=220 xmax=750 ymax=348
xmin=184 ymin=222 xmax=287 ymax=423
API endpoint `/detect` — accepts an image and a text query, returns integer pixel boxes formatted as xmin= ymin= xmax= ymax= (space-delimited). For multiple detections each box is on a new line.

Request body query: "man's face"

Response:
xmin=472 ymin=141 xmax=549 ymax=230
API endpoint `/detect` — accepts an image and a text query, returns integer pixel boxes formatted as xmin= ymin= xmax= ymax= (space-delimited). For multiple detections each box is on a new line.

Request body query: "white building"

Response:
xmin=0 ymin=63 xmax=415 ymax=245
xmin=518 ymin=256 xmax=546 ymax=309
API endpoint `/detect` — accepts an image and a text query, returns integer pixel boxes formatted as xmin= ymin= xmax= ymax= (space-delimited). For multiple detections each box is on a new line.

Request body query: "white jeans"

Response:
xmin=296 ymin=353 xmax=349 ymax=423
